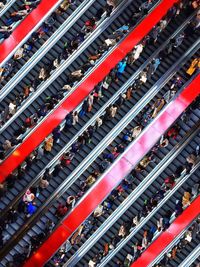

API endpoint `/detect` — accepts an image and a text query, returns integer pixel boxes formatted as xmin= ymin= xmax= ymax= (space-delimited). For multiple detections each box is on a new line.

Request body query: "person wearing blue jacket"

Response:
xmin=116 ymin=60 xmax=127 ymax=81
xmin=26 ymin=202 xmax=37 ymax=217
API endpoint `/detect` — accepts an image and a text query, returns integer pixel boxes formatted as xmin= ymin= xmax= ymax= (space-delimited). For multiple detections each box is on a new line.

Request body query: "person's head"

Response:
xmin=122 ymin=93 xmax=126 ymax=99
xmin=92 ymin=257 xmax=97 ymax=262
xmin=116 ymin=36 xmax=121 ymax=42
xmin=89 ymin=59 xmax=95 ymax=65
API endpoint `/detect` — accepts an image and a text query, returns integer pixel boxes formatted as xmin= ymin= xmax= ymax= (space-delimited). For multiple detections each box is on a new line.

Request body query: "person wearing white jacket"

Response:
xmin=128 ymin=44 xmax=144 ymax=65
xmin=133 ymin=44 xmax=144 ymax=60
xmin=110 ymin=105 xmax=118 ymax=118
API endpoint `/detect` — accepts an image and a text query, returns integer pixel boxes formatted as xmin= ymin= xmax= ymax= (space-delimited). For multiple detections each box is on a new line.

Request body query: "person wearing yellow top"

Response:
xmin=44 ymin=136 xmax=54 ymax=152
xmin=186 ymin=58 xmax=200 ymax=76
xmin=56 ymin=0 xmax=70 ymax=14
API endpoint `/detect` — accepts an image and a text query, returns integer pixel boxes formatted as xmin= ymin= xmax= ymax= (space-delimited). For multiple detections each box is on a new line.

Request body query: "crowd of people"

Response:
xmin=3 ymin=84 xmax=160 ymax=217
xmin=154 ymin=217 xmax=200 ymax=267
xmin=0 ymin=0 xmax=165 ymax=112
xmin=0 ymin=0 xmax=145 ymax=154
xmin=0 ymin=0 xmax=41 ymax=41
xmin=1 ymin=69 xmax=198 ymax=218
xmin=87 ymin=160 xmax=199 ymax=267
xmin=47 ymin=114 xmax=199 ymax=266
xmin=1 ymin=75 xmax=199 ymax=267
xmin=0 ymin=52 xmax=198 ymax=163
xmin=0 ymin=0 xmax=199 ymax=266
xmin=0 ymin=0 xmax=117 ymax=83
xmin=0 ymin=0 xmax=79 ymax=83
xmin=0 ymin=0 xmax=123 ymax=158
xmin=0 ymin=4 xmax=199 ymax=254
xmin=1 ymin=0 xmax=199 ymax=164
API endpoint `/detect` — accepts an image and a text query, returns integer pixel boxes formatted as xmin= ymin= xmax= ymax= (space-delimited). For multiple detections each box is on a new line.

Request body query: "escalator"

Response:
xmin=48 ymin=119 xmax=200 ymax=266
xmin=1 ymin=69 xmax=199 ymax=264
xmin=102 ymin=165 xmax=200 ymax=267
xmin=0 ymin=0 xmax=85 ymax=87
xmin=0 ymin=7 xmax=197 ymax=206
xmin=0 ymin=3 xmax=199 ymax=264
